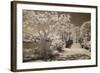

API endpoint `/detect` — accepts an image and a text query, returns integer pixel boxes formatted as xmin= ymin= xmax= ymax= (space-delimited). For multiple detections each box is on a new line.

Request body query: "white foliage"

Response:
xmin=49 ymin=33 xmax=65 ymax=50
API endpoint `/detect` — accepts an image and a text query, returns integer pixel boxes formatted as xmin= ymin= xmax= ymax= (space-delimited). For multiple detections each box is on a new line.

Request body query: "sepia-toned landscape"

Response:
xmin=22 ymin=10 xmax=91 ymax=62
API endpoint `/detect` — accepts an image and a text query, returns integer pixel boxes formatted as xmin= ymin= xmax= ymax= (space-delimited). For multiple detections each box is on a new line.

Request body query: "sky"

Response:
xmin=69 ymin=12 xmax=91 ymax=26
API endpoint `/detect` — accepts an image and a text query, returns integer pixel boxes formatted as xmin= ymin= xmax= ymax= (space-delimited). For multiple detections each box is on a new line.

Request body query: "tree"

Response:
xmin=80 ymin=21 xmax=91 ymax=50
xmin=72 ymin=26 xmax=80 ymax=43
xmin=23 ymin=10 xmax=72 ymax=61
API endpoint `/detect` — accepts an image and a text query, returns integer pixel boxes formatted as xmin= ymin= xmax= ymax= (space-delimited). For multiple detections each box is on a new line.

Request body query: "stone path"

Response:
xmin=70 ymin=43 xmax=82 ymax=49
xmin=55 ymin=43 xmax=91 ymax=60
